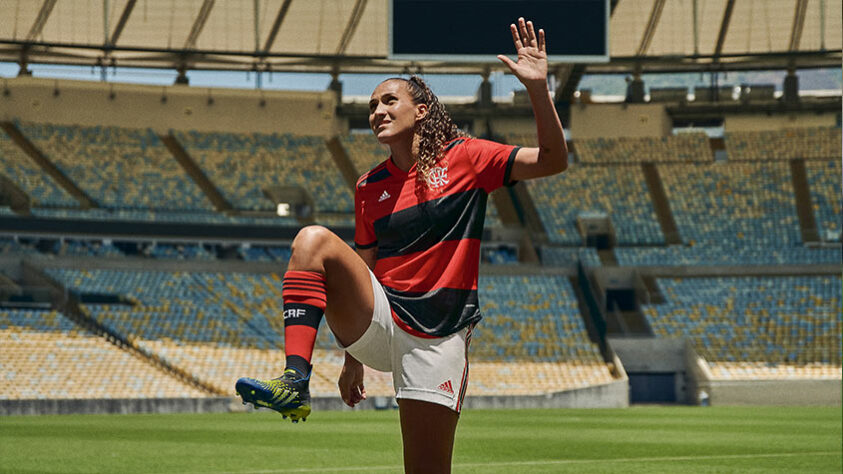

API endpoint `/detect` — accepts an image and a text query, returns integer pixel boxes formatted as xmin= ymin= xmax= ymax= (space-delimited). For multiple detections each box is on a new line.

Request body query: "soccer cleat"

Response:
xmin=235 ymin=368 xmax=312 ymax=422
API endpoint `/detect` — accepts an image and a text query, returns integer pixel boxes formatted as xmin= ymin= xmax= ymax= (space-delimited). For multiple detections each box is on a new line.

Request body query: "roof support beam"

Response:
xmin=184 ymin=0 xmax=215 ymax=50
xmin=788 ymin=0 xmax=809 ymax=51
xmin=26 ymin=0 xmax=58 ymax=42
xmin=713 ymin=0 xmax=736 ymax=60
xmin=335 ymin=0 xmax=368 ymax=55
xmin=109 ymin=0 xmax=137 ymax=47
xmin=636 ymin=0 xmax=666 ymax=56
xmin=262 ymin=0 xmax=293 ymax=53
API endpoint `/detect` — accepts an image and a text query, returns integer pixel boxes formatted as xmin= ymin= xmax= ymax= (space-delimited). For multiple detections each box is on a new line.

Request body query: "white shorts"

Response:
xmin=341 ymin=270 xmax=473 ymax=413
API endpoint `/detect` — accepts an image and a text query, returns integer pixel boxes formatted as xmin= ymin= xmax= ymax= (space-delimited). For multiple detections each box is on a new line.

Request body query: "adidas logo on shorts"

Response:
xmin=378 ymin=190 xmax=391 ymax=202
xmin=437 ymin=380 xmax=454 ymax=395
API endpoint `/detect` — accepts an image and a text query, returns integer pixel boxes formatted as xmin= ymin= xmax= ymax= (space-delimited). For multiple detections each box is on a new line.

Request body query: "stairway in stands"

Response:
xmin=641 ymin=163 xmax=681 ymax=245
xmin=789 ymin=159 xmax=820 ymax=243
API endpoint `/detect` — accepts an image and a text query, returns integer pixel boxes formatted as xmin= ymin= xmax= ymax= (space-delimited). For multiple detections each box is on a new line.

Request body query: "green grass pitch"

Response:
xmin=2 ymin=406 xmax=840 ymax=473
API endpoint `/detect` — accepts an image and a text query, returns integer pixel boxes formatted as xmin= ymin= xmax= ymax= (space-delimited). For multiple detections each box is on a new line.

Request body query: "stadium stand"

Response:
xmin=54 ymin=239 xmax=124 ymax=258
xmin=17 ymin=122 xmax=213 ymax=212
xmin=0 ymin=127 xmax=77 ymax=208
xmin=35 ymin=267 xmax=615 ymax=398
xmin=659 ymin=161 xmax=801 ymax=246
xmin=805 ymin=159 xmax=842 ymax=242
xmin=0 ymin=237 xmax=38 ymax=256
xmin=43 ymin=268 xmax=391 ymax=397
xmin=540 ymin=247 xmax=602 ymax=267
xmin=575 ymin=133 xmax=712 ymax=164
xmin=238 ymin=245 xmax=292 ymax=262
xmin=341 ymin=133 xmax=390 ymax=176
xmin=470 ymin=275 xmax=614 ymax=394
xmin=642 ymin=276 xmax=842 ymax=380
xmin=174 ymin=131 xmax=353 ymax=218
xmin=527 ymin=164 xmax=664 ymax=245
xmin=29 ymin=207 xmax=299 ymax=226
xmin=0 ymin=309 xmax=206 ymax=399
xmin=614 ymin=245 xmax=841 ymax=266
xmin=724 ymin=126 xmax=842 ymax=161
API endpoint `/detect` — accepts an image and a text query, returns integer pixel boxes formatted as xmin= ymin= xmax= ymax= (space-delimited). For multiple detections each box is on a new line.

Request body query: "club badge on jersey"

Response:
xmin=427 ymin=166 xmax=450 ymax=189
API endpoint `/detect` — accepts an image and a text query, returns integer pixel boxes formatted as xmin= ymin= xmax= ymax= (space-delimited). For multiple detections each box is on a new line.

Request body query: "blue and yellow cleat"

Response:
xmin=235 ymin=368 xmax=311 ymax=423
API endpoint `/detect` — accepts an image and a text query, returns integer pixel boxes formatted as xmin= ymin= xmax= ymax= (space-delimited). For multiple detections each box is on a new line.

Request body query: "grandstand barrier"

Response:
xmin=0 ymin=379 xmax=631 ymax=415
xmin=699 ymin=380 xmax=841 ymax=406
xmin=688 ymin=348 xmax=842 ymax=406
xmin=0 ymin=397 xmax=236 ymax=416
xmin=462 ymin=379 xmax=629 ymax=409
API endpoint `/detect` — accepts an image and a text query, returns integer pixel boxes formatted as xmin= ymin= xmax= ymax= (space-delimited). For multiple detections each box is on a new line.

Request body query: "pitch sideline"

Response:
xmin=193 ymin=450 xmax=841 ymax=473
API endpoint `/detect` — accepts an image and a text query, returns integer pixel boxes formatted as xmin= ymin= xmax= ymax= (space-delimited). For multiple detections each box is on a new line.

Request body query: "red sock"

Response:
xmin=282 ymin=270 xmax=327 ymax=375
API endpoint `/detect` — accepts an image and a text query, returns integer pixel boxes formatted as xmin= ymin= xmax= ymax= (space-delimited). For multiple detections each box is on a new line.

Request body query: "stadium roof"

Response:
xmin=0 ymin=0 xmax=840 ymax=76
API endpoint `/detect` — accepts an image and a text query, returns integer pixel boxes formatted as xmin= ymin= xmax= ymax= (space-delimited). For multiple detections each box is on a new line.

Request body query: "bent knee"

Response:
xmin=291 ymin=225 xmax=336 ymax=260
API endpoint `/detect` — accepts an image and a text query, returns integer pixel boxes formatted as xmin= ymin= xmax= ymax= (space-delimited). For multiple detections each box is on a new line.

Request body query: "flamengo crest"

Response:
xmin=427 ymin=166 xmax=449 ymax=189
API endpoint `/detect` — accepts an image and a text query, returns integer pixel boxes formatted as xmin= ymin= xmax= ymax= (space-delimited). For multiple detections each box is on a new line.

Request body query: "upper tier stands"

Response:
xmin=660 ymin=161 xmax=801 ymax=246
xmin=174 ymin=131 xmax=353 ymax=217
xmin=725 ymin=126 xmax=842 ymax=161
xmin=0 ymin=127 xmax=76 ymax=208
xmin=643 ymin=276 xmax=842 ymax=380
xmin=575 ymin=133 xmax=712 ymax=164
xmin=17 ymin=122 xmax=213 ymax=211
xmin=0 ymin=309 xmax=206 ymax=399
xmin=527 ymin=164 xmax=664 ymax=245
xmin=805 ymin=159 xmax=842 ymax=242
xmin=341 ymin=133 xmax=390 ymax=176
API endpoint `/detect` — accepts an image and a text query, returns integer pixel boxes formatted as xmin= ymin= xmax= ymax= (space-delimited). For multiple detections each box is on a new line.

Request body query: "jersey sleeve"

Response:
xmin=354 ymin=187 xmax=377 ymax=250
xmin=463 ymin=138 xmax=520 ymax=192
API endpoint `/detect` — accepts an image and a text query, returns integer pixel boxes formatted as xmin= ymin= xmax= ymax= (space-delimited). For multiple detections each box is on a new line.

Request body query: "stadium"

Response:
xmin=0 ymin=0 xmax=841 ymax=472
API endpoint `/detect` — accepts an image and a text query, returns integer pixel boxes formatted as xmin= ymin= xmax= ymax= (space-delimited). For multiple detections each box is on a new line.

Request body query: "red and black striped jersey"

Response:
xmin=355 ymin=137 xmax=520 ymax=337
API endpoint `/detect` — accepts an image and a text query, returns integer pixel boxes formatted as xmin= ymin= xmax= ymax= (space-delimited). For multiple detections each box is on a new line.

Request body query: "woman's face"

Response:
xmin=368 ymin=80 xmax=426 ymax=145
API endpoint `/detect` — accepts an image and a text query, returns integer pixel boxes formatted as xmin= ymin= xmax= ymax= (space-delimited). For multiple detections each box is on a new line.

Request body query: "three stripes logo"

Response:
xmin=437 ymin=380 xmax=454 ymax=395
xmin=378 ymin=190 xmax=391 ymax=202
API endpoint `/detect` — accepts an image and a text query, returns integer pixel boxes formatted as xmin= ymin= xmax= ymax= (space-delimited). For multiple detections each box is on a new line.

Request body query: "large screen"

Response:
xmin=389 ymin=0 xmax=609 ymax=63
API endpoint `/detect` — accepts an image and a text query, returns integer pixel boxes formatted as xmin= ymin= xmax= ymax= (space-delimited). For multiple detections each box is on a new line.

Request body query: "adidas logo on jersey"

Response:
xmin=437 ymin=380 xmax=454 ymax=395
xmin=378 ymin=190 xmax=391 ymax=202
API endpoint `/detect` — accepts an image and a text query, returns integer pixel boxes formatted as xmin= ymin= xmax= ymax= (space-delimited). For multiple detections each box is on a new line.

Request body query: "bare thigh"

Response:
xmin=287 ymin=225 xmax=374 ymax=347
xmin=398 ymin=399 xmax=459 ymax=474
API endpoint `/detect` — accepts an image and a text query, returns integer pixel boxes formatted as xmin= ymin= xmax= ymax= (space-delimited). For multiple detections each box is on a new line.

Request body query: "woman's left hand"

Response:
xmin=497 ymin=17 xmax=547 ymax=88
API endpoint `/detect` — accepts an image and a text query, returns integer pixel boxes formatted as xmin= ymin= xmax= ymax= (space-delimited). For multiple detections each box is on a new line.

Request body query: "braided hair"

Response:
xmin=383 ymin=75 xmax=470 ymax=188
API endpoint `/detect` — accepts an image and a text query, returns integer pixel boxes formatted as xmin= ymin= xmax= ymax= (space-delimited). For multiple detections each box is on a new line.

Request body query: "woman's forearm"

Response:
xmin=526 ymin=80 xmax=568 ymax=173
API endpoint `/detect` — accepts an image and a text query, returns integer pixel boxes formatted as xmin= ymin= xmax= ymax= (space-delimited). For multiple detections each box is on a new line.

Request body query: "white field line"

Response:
xmin=187 ymin=450 xmax=841 ymax=474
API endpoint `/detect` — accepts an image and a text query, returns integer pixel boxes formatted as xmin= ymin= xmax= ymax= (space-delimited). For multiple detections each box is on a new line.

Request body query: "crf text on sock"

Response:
xmin=284 ymin=308 xmax=308 ymax=320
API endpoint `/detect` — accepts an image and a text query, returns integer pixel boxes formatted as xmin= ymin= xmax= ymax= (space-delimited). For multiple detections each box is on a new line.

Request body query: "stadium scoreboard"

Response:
xmin=389 ymin=0 xmax=609 ymax=63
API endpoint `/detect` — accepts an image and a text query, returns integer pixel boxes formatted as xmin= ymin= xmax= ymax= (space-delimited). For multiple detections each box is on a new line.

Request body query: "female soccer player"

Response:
xmin=237 ymin=18 xmax=567 ymax=473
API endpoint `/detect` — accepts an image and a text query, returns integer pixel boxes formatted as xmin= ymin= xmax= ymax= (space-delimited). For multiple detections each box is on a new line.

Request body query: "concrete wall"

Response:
xmin=702 ymin=379 xmax=842 ymax=406
xmin=0 ymin=380 xmax=629 ymax=416
xmin=0 ymin=77 xmax=338 ymax=136
xmin=682 ymin=344 xmax=841 ymax=406
xmin=571 ymin=103 xmax=671 ymax=139
xmin=0 ymin=397 xmax=236 ymax=416
xmin=724 ymin=113 xmax=838 ymax=132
